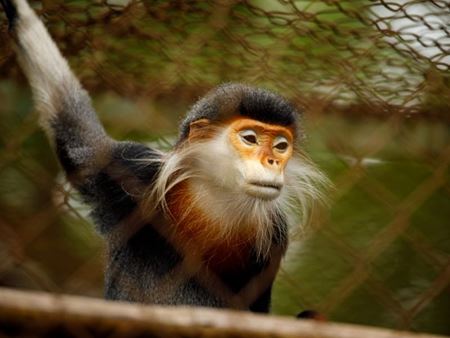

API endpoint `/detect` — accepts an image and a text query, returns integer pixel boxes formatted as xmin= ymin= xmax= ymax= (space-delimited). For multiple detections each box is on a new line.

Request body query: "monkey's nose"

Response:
xmin=267 ymin=158 xmax=280 ymax=166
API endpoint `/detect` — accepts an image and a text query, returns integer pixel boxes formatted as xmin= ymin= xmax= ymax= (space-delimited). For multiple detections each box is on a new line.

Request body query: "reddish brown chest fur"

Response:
xmin=165 ymin=182 xmax=259 ymax=273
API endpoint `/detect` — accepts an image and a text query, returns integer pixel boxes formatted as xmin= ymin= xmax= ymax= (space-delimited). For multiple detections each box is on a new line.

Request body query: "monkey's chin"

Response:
xmin=244 ymin=182 xmax=282 ymax=200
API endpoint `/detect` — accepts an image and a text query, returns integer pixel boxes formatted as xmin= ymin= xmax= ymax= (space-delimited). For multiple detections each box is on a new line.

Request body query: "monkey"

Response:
xmin=1 ymin=0 xmax=327 ymax=313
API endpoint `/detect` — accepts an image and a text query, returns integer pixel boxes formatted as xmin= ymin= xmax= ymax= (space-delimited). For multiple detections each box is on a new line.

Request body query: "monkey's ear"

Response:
xmin=188 ymin=118 xmax=212 ymax=142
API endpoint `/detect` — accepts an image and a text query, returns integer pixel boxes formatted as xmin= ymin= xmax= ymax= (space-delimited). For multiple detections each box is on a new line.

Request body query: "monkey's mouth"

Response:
xmin=248 ymin=181 xmax=282 ymax=190
xmin=245 ymin=180 xmax=282 ymax=200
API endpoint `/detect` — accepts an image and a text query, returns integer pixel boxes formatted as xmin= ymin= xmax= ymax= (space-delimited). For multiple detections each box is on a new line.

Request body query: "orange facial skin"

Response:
xmin=228 ymin=118 xmax=294 ymax=173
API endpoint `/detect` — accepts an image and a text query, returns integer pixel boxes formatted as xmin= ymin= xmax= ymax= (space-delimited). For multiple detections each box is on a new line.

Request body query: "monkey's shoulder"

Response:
xmin=74 ymin=141 xmax=162 ymax=235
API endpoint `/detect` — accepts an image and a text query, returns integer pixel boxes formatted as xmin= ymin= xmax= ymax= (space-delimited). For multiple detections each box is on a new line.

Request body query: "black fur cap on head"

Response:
xmin=178 ymin=83 xmax=300 ymax=143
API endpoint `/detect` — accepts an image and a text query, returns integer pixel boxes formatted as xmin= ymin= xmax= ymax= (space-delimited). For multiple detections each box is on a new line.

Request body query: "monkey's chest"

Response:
xmin=203 ymin=242 xmax=270 ymax=294
xmin=168 ymin=216 xmax=265 ymax=290
xmin=105 ymin=223 xmax=272 ymax=308
xmin=171 ymin=224 xmax=271 ymax=295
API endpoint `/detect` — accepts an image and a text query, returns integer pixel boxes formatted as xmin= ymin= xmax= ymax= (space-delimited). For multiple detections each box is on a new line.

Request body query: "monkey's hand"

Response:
xmin=1 ymin=0 xmax=19 ymax=30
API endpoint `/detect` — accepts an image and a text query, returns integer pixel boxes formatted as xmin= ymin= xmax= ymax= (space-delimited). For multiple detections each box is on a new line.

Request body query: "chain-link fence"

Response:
xmin=0 ymin=0 xmax=449 ymax=336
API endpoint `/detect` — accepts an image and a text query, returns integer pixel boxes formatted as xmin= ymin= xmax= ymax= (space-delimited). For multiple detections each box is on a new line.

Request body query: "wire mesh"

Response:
xmin=0 ymin=0 xmax=449 ymax=336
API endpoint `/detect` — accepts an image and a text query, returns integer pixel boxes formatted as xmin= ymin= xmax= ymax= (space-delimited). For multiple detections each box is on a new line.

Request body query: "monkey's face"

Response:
xmin=186 ymin=117 xmax=294 ymax=201
xmin=227 ymin=118 xmax=294 ymax=200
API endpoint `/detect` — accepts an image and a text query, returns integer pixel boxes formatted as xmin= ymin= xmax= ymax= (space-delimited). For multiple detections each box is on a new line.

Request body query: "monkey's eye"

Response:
xmin=239 ymin=130 xmax=258 ymax=145
xmin=273 ymin=136 xmax=289 ymax=152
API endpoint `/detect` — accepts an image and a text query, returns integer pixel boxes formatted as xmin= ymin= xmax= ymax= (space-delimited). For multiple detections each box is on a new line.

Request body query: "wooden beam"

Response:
xmin=0 ymin=287 xmax=446 ymax=338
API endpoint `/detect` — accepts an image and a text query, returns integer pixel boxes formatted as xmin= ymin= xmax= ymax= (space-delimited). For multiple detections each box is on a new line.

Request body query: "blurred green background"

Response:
xmin=0 ymin=0 xmax=449 ymax=335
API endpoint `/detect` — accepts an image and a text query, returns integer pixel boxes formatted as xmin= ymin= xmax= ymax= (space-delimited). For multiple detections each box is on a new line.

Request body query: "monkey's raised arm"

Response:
xmin=2 ymin=0 xmax=161 ymax=236
xmin=2 ymin=0 xmax=111 ymax=174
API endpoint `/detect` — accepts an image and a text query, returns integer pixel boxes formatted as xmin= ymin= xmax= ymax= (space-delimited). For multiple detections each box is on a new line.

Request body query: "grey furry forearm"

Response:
xmin=2 ymin=0 xmax=110 ymax=174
